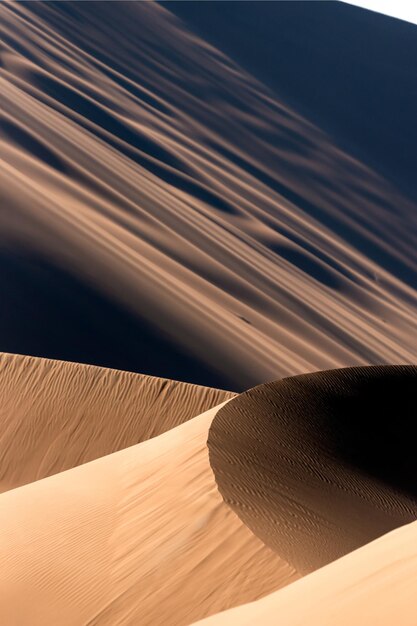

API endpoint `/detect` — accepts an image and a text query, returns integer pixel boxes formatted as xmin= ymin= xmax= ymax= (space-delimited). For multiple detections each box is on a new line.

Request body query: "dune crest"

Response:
xmin=192 ymin=519 xmax=417 ymax=626
xmin=0 ymin=403 xmax=298 ymax=625
xmin=1 ymin=2 xmax=417 ymax=623
xmin=0 ymin=352 xmax=234 ymax=492
xmin=209 ymin=365 xmax=417 ymax=572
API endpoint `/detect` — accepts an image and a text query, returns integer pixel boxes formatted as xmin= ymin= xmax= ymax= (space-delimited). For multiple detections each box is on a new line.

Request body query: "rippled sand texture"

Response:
xmin=209 ymin=365 xmax=417 ymax=573
xmin=0 ymin=352 xmax=234 ymax=492
xmin=193 ymin=520 xmax=417 ymax=626
xmin=0 ymin=404 xmax=298 ymax=626
xmin=1 ymin=2 xmax=417 ymax=389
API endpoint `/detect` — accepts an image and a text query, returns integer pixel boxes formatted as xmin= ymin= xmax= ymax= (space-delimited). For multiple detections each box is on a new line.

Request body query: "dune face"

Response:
xmin=0 ymin=352 xmax=234 ymax=492
xmin=167 ymin=1 xmax=417 ymax=201
xmin=209 ymin=365 xmax=417 ymax=573
xmin=2 ymin=2 xmax=417 ymax=389
xmin=192 ymin=520 xmax=417 ymax=626
xmin=0 ymin=404 xmax=298 ymax=625
xmin=1 ymin=2 xmax=417 ymax=624
xmin=0 ymin=248 xmax=235 ymax=390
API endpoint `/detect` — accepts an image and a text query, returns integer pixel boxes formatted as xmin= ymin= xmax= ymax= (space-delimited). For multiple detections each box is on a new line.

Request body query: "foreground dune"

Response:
xmin=1 ymin=2 xmax=417 ymax=388
xmin=0 ymin=403 xmax=298 ymax=625
xmin=193 ymin=520 xmax=417 ymax=626
xmin=0 ymin=352 xmax=234 ymax=492
xmin=209 ymin=365 xmax=417 ymax=573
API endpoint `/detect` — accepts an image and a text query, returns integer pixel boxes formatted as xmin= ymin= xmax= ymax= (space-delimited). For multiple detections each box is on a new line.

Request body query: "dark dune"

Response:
xmin=0 ymin=248 xmax=234 ymax=389
xmin=166 ymin=1 xmax=417 ymax=202
xmin=2 ymin=1 xmax=417 ymax=391
xmin=208 ymin=365 xmax=417 ymax=574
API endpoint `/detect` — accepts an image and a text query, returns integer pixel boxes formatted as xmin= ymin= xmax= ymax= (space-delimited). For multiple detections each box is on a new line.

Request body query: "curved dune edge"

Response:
xmin=0 ymin=352 xmax=234 ymax=493
xmin=208 ymin=365 xmax=417 ymax=573
xmin=191 ymin=519 xmax=417 ymax=626
xmin=0 ymin=403 xmax=299 ymax=626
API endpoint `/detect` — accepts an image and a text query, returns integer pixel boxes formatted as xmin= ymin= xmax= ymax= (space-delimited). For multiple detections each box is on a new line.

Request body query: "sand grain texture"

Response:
xmin=0 ymin=352 xmax=234 ymax=492
xmin=0 ymin=403 xmax=298 ymax=625
xmin=193 ymin=520 xmax=417 ymax=626
xmin=1 ymin=2 xmax=417 ymax=624
xmin=209 ymin=365 xmax=417 ymax=572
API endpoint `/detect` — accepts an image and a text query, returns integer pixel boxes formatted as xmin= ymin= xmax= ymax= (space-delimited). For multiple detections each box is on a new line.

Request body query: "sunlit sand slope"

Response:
xmin=1 ymin=2 xmax=417 ymax=388
xmin=193 ymin=520 xmax=417 ymax=626
xmin=0 ymin=352 xmax=234 ymax=492
xmin=209 ymin=365 xmax=417 ymax=573
xmin=0 ymin=405 xmax=298 ymax=626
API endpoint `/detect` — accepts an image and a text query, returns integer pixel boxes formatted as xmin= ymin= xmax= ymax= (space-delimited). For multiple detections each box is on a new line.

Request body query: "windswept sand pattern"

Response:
xmin=1 ymin=3 xmax=417 ymax=624
xmin=208 ymin=365 xmax=417 ymax=573
xmin=0 ymin=352 xmax=234 ymax=492
xmin=1 ymin=2 xmax=417 ymax=388
xmin=193 ymin=520 xmax=417 ymax=626
xmin=0 ymin=404 xmax=298 ymax=626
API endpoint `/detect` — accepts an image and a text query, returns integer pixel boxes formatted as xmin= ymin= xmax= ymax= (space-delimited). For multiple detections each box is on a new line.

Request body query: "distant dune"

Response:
xmin=0 ymin=403 xmax=298 ymax=625
xmin=0 ymin=352 xmax=233 ymax=492
xmin=167 ymin=1 xmax=417 ymax=201
xmin=1 ymin=2 xmax=417 ymax=388
xmin=193 ymin=520 xmax=417 ymax=626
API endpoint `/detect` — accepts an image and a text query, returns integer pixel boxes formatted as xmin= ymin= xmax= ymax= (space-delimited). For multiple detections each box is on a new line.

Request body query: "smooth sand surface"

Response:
xmin=0 ymin=352 xmax=234 ymax=492
xmin=0 ymin=403 xmax=298 ymax=625
xmin=209 ymin=365 xmax=417 ymax=573
xmin=1 ymin=2 xmax=417 ymax=388
xmin=193 ymin=520 xmax=417 ymax=626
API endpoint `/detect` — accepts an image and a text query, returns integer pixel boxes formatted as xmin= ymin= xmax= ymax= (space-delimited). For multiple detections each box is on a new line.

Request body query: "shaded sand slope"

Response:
xmin=0 ymin=405 xmax=298 ymax=626
xmin=193 ymin=520 xmax=417 ymax=626
xmin=167 ymin=1 xmax=417 ymax=200
xmin=0 ymin=352 xmax=234 ymax=492
xmin=209 ymin=365 xmax=417 ymax=573
xmin=2 ymin=3 xmax=417 ymax=387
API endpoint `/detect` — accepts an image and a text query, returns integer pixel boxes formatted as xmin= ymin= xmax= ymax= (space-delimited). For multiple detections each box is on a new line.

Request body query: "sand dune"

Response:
xmin=1 ymin=2 xmax=417 ymax=624
xmin=2 ymin=362 xmax=416 ymax=623
xmin=209 ymin=365 xmax=417 ymax=573
xmin=167 ymin=1 xmax=417 ymax=201
xmin=0 ymin=403 xmax=298 ymax=626
xmin=1 ymin=2 xmax=417 ymax=388
xmin=193 ymin=520 xmax=417 ymax=626
xmin=0 ymin=352 xmax=233 ymax=492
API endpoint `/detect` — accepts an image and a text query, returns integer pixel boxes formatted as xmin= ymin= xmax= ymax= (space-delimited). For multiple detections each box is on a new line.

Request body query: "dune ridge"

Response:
xmin=0 ymin=402 xmax=298 ymax=625
xmin=2 ymin=362 xmax=417 ymax=623
xmin=1 ymin=3 xmax=417 ymax=624
xmin=1 ymin=2 xmax=417 ymax=388
xmin=192 ymin=519 xmax=417 ymax=626
xmin=0 ymin=352 xmax=234 ymax=492
xmin=208 ymin=365 xmax=417 ymax=573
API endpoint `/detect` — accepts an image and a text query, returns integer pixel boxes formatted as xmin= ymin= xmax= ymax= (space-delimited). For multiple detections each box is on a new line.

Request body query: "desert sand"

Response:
xmin=0 ymin=352 xmax=233 ymax=492
xmin=1 ymin=2 xmax=417 ymax=389
xmin=1 ymin=2 xmax=417 ymax=625
xmin=193 ymin=519 xmax=417 ymax=626
xmin=0 ymin=402 xmax=298 ymax=625
xmin=2 ymin=360 xmax=416 ymax=624
xmin=209 ymin=365 xmax=417 ymax=573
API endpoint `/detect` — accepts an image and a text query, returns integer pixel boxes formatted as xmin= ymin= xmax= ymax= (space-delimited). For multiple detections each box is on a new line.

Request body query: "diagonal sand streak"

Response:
xmin=1 ymin=2 xmax=417 ymax=387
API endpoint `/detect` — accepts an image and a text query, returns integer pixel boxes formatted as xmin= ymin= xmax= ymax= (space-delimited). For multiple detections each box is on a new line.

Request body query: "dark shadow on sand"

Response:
xmin=209 ymin=366 xmax=417 ymax=573
xmin=0 ymin=248 xmax=235 ymax=389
